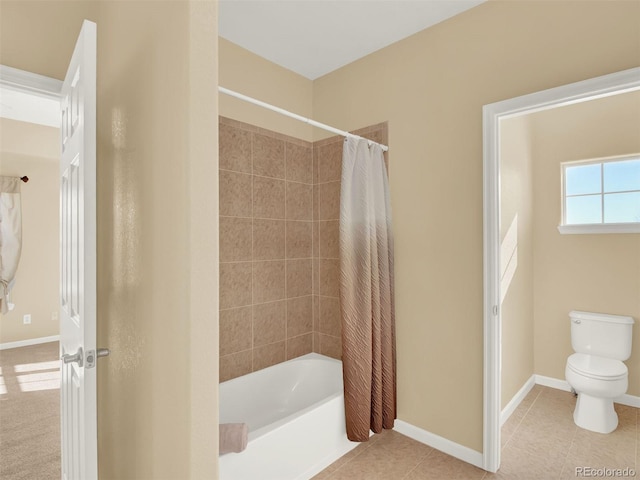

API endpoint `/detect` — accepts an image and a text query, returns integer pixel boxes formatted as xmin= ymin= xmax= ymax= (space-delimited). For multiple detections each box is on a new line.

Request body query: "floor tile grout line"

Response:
xmin=398 ymin=448 xmax=435 ymax=480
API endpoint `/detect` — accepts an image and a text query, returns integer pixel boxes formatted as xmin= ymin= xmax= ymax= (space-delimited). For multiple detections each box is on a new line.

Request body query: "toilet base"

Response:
xmin=573 ymin=393 xmax=618 ymax=434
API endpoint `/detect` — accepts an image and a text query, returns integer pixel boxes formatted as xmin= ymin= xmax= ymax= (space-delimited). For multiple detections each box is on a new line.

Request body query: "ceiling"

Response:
xmin=0 ymin=1 xmax=486 ymax=127
xmin=219 ymin=0 xmax=486 ymax=80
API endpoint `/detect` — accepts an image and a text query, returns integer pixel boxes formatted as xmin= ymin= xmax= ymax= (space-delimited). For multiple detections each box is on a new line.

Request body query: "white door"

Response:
xmin=59 ymin=19 xmax=97 ymax=480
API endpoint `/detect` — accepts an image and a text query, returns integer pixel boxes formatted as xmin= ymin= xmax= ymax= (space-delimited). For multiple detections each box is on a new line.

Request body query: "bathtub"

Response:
xmin=219 ymin=353 xmax=358 ymax=480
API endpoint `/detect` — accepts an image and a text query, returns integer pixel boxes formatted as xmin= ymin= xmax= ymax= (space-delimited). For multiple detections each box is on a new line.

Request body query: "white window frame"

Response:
xmin=558 ymin=153 xmax=640 ymax=234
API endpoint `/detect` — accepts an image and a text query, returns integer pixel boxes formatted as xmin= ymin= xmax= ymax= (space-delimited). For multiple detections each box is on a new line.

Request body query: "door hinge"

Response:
xmin=493 ymin=305 xmax=499 ymax=316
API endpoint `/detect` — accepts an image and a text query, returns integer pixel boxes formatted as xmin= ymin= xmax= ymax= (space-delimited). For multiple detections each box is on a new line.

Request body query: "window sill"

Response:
xmin=558 ymin=223 xmax=640 ymax=235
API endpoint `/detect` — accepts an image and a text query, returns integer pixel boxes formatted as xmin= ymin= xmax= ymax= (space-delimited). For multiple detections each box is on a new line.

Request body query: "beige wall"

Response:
xmin=499 ymin=115 xmax=534 ymax=409
xmin=312 ymin=0 xmax=640 ymax=451
xmin=0 ymin=1 xmax=219 ymax=478
xmin=0 ymin=119 xmax=60 ymax=344
xmin=219 ymin=38 xmax=314 ymax=142
xmin=531 ymin=91 xmax=640 ymax=395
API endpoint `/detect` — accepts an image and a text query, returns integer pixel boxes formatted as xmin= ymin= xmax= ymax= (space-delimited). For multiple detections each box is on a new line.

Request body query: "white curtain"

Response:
xmin=0 ymin=177 xmax=23 ymax=314
xmin=339 ymin=137 xmax=396 ymax=441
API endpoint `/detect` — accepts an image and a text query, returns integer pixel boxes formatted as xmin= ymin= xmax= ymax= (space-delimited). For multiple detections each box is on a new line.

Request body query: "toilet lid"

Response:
xmin=567 ymin=353 xmax=627 ymax=380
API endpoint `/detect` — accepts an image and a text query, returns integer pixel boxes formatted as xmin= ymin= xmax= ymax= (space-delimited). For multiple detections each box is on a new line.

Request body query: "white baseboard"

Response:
xmin=394 ymin=420 xmax=484 ymax=469
xmin=534 ymin=374 xmax=572 ymax=392
xmin=501 ymin=375 xmax=536 ymax=426
xmin=0 ymin=335 xmax=59 ymax=351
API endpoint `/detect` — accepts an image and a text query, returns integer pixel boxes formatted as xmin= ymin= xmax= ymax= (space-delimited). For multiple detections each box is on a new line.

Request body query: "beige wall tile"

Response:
xmin=312 ymin=257 xmax=320 ymax=295
xmin=253 ymin=300 xmax=286 ymax=347
xmin=319 ymin=258 xmax=340 ymax=297
xmin=220 ymin=350 xmax=252 ymax=382
xmin=312 ymin=220 xmax=319 ymax=257
xmin=287 ymin=334 xmax=313 ymax=360
xmin=312 ymin=148 xmax=319 ymax=185
xmin=317 ymin=140 xmax=343 ymax=183
xmin=320 ymin=334 xmax=342 ymax=360
xmin=286 ymin=221 xmax=312 ymax=259
xmin=219 ymin=306 xmax=252 ymax=356
xmin=219 ymin=123 xmax=251 ymax=173
xmin=253 ymin=219 xmax=285 ymax=260
xmin=220 ymin=216 xmax=252 ymax=262
xmin=253 ymin=133 xmax=284 ymax=179
xmin=312 ymin=184 xmax=319 ymax=221
xmin=313 ymin=295 xmax=319 ymax=332
xmin=220 ymin=262 xmax=252 ymax=309
xmin=319 ymin=296 xmax=341 ymax=337
xmin=287 ymin=295 xmax=313 ymax=337
xmin=318 ymin=181 xmax=340 ymax=220
xmin=286 ymin=259 xmax=312 ymax=298
xmin=253 ymin=341 xmax=286 ymax=371
xmin=313 ymin=332 xmax=321 ymax=354
xmin=319 ymin=220 xmax=339 ymax=259
xmin=253 ymin=260 xmax=285 ymax=303
xmin=286 ymin=181 xmax=312 ymax=220
xmin=253 ymin=176 xmax=285 ymax=219
xmin=286 ymin=143 xmax=312 ymax=184
xmin=220 ymin=170 xmax=252 ymax=217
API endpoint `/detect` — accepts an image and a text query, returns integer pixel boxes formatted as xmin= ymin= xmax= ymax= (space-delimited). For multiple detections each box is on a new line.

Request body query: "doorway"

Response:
xmin=482 ymin=67 xmax=640 ymax=472
xmin=0 ymin=73 xmax=62 ymax=478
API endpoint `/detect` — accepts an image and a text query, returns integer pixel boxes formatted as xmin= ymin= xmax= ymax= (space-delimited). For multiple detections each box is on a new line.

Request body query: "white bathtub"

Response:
xmin=219 ymin=353 xmax=358 ymax=480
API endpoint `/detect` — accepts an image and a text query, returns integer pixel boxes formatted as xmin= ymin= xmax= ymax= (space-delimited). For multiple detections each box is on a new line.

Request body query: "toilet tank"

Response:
xmin=570 ymin=310 xmax=634 ymax=360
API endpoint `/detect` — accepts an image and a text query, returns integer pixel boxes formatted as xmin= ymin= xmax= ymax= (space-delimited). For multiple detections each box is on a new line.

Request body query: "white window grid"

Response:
xmin=561 ymin=153 xmax=640 ymax=227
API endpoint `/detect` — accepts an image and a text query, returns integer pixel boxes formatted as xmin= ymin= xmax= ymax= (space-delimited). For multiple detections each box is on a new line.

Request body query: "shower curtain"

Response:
xmin=0 ymin=177 xmax=23 ymax=314
xmin=339 ymin=137 xmax=396 ymax=442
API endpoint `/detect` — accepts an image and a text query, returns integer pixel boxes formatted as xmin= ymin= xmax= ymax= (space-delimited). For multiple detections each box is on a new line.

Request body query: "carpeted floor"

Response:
xmin=0 ymin=341 xmax=60 ymax=480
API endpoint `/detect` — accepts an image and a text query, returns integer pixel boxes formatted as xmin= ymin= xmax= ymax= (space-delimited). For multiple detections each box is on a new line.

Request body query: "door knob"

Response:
xmin=61 ymin=347 xmax=84 ymax=367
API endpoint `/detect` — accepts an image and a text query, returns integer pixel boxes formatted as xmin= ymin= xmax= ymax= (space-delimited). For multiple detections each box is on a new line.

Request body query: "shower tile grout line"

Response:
xmin=219 ymin=167 xmax=315 ymax=186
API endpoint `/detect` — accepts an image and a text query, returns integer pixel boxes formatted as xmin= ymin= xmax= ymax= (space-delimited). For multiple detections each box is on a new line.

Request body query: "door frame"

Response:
xmin=0 ymin=65 xmax=62 ymax=101
xmin=482 ymin=66 xmax=640 ymax=473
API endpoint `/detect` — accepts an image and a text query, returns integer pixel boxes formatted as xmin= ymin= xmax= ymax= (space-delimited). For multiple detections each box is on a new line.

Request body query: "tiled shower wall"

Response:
xmin=219 ymin=116 xmax=388 ymax=381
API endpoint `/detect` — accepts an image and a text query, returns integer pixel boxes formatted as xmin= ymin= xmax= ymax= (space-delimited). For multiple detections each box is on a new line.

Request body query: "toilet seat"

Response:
xmin=567 ymin=353 xmax=627 ymax=381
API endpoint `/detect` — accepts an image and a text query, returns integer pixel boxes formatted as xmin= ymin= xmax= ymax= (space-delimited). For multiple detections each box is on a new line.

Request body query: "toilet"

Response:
xmin=565 ymin=310 xmax=634 ymax=434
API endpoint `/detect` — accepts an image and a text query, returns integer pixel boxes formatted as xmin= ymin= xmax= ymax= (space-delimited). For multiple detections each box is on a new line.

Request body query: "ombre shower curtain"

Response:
xmin=339 ymin=136 xmax=396 ymax=442
xmin=0 ymin=177 xmax=23 ymax=314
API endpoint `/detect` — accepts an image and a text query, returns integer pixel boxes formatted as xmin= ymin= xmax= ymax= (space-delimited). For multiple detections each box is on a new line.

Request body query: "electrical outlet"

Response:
xmin=52 ymin=311 xmax=59 ymax=322
xmin=23 ymin=314 xmax=31 ymax=325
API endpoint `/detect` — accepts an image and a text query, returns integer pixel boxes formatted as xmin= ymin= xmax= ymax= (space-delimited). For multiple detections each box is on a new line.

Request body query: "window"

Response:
xmin=559 ymin=155 xmax=640 ymax=234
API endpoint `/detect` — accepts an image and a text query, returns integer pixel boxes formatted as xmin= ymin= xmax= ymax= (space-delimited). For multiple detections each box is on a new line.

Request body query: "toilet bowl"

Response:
xmin=565 ymin=310 xmax=634 ymax=434
xmin=565 ymin=353 xmax=628 ymax=433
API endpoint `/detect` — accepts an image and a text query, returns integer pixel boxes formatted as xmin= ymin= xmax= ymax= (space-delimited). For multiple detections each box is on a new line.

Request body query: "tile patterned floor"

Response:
xmin=313 ymin=385 xmax=638 ymax=480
